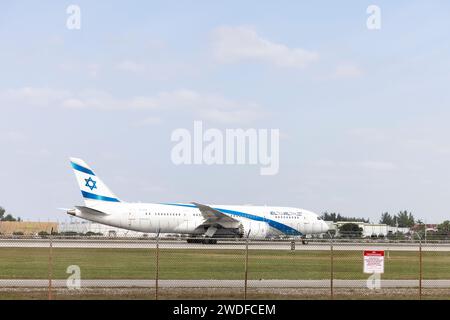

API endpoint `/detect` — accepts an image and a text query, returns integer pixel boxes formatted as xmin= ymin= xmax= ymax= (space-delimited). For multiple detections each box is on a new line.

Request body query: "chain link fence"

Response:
xmin=0 ymin=235 xmax=449 ymax=299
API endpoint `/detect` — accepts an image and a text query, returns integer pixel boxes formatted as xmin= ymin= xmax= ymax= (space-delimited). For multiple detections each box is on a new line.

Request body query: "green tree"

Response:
xmin=438 ymin=221 xmax=450 ymax=233
xmin=321 ymin=212 xmax=337 ymax=221
xmin=379 ymin=212 xmax=394 ymax=226
xmin=38 ymin=231 xmax=49 ymax=237
xmin=321 ymin=212 xmax=369 ymax=223
xmin=408 ymin=212 xmax=415 ymax=226
xmin=0 ymin=207 xmax=19 ymax=222
xmin=395 ymin=210 xmax=415 ymax=228
xmin=2 ymin=214 xmax=17 ymax=222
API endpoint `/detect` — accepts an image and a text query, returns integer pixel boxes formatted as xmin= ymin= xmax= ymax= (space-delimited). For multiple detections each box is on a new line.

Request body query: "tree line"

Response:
xmin=321 ymin=210 xmax=419 ymax=228
xmin=320 ymin=212 xmax=370 ymax=223
xmin=379 ymin=210 xmax=416 ymax=228
xmin=0 ymin=206 xmax=21 ymax=222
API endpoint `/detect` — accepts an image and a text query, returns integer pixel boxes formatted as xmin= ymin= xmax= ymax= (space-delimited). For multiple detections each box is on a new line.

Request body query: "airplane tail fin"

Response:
xmin=70 ymin=157 xmax=121 ymax=206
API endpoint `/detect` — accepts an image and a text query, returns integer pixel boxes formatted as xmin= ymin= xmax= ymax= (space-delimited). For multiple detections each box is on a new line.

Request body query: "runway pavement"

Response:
xmin=1 ymin=279 xmax=449 ymax=288
xmin=1 ymin=239 xmax=450 ymax=251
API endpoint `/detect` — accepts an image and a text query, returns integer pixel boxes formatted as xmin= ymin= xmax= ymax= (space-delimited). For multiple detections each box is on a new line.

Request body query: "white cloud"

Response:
xmin=58 ymin=62 xmax=101 ymax=78
xmin=0 ymin=87 xmax=70 ymax=107
xmin=333 ymin=63 xmax=363 ymax=78
xmin=405 ymin=138 xmax=450 ymax=156
xmin=62 ymin=98 xmax=86 ymax=109
xmin=0 ymin=131 xmax=27 ymax=142
xmin=116 ymin=60 xmax=146 ymax=73
xmin=359 ymin=161 xmax=396 ymax=171
xmin=314 ymin=159 xmax=337 ymax=167
xmin=347 ymin=128 xmax=387 ymax=142
xmin=115 ymin=60 xmax=197 ymax=80
xmin=134 ymin=116 xmax=163 ymax=127
xmin=436 ymin=146 xmax=450 ymax=155
xmin=0 ymin=87 xmax=263 ymax=124
xmin=87 ymin=64 xmax=101 ymax=77
xmin=131 ymin=89 xmax=264 ymax=124
xmin=314 ymin=159 xmax=396 ymax=171
xmin=212 ymin=26 xmax=319 ymax=68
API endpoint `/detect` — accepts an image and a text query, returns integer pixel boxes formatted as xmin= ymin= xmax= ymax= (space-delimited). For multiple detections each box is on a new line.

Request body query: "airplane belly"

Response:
xmin=138 ymin=218 xmax=151 ymax=231
xmin=173 ymin=220 xmax=193 ymax=233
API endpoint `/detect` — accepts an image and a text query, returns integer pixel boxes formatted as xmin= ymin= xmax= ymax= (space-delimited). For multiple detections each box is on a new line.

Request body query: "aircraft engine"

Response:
xmin=239 ymin=220 xmax=271 ymax=239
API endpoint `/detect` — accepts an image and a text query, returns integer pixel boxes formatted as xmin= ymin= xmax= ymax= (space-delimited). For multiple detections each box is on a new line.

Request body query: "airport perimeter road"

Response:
xmin=1 ymin=279 xmax=450 ymax=288
xmin=1 ymin=239 xmax=450 ymax=251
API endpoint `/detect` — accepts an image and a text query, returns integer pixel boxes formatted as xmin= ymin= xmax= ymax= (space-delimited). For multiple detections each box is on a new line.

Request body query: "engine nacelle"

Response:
xmin=239 ymin=220 xmax=271 ymax=239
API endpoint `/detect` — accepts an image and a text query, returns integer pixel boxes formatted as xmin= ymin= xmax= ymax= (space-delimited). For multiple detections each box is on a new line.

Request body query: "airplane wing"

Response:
xmin=191 ymin=202 xmax=239 ymax=223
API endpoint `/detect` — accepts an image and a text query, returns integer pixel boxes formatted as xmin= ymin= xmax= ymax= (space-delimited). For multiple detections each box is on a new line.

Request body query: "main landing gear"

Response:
xmin=186 ymin=238 xmax=218 ymax=244
xmin=301 ymin=236 xmax=308 ymax=245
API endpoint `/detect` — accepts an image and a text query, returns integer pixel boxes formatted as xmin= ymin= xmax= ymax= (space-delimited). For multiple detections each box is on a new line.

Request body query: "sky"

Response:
xmin=1 ymin=1 xmax=450 ymax=223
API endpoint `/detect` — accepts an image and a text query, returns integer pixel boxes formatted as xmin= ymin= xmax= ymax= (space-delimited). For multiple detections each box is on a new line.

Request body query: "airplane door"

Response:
xmin=128 ymin=211 xmax=137 ymax=229
xmin=299 ymin=216 xmax=310 ymax=234
xmin=303 ymin=219 xmax=312 ymax=234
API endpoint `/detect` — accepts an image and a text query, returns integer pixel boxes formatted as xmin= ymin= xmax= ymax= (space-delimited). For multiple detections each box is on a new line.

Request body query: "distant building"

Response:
xmin=325 ymin=221 xmax=410 ymax=237
xmin=0 ymin=219 xmax=157 ymax=237
xmin=58 ymin=219 xmax=151 ymax=237
xmin=411 ymin=224 xmax=438 ymax=232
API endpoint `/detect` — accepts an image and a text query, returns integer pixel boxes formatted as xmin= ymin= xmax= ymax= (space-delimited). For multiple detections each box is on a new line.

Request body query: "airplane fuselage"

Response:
xmin=69 ymin=202 xmax=329 ymax=238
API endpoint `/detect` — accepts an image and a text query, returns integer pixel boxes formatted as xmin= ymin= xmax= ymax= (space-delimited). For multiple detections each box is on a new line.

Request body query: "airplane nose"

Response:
xmin=322 ymin=221 xmax=329 ymax=233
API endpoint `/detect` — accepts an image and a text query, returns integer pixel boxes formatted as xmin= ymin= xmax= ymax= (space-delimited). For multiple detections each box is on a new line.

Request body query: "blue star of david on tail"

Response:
xmin=84 ymin=177 xmax=97 ymax=191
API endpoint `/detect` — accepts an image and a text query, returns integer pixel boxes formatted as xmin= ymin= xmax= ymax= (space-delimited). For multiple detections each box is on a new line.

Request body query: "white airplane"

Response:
xmin=67 ymin=158 xmax=329 ymax=243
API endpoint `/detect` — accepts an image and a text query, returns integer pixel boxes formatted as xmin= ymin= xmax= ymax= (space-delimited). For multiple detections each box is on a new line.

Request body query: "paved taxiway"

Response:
xmin=1 ymin=279 xmax=449 ymax=288
xmin=1 ymin=239 xmax=450 ymax=251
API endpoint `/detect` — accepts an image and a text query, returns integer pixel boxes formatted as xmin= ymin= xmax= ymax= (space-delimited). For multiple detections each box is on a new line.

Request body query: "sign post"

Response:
xmin=364 ymin=250 xmax=384 ymax=290
xmin=364 ymin=250 xmax=384 ymax=274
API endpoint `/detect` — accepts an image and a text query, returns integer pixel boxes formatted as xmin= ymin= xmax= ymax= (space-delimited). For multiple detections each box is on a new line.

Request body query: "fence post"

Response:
xmin=155 ymin=233 xmax=160 ymax=300
xmin=48 ymin=230 xmax=53 ymax=300
xmin=244 ymin=237 xmax=249 ymax=300
xmin=330 ymin=238 xmax=334 ymax=300
xmin=419 ymin=239 xmax=422 ymax=300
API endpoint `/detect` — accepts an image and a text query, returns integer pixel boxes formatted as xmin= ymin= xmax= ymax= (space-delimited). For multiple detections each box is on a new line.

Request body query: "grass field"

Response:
xmin=0 ymin=247 xmax=449 ymax=280
xmin=0 ymin=288 xmax=448 ymax=300
xmin=1 ymin=288 xmax=450 ymax=300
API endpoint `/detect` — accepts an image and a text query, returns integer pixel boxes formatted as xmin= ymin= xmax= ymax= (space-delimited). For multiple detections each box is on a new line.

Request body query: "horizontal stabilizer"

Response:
xmin=74 ymin=206 xmax=109 ymax=216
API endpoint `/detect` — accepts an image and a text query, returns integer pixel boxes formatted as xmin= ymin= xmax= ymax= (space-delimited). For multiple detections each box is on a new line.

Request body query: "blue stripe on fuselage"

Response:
xmin=161 ymin=203 xmax=303 ymax=236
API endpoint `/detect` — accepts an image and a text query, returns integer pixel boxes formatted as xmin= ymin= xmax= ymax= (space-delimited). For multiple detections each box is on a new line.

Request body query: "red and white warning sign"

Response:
xmin=363 ymin=250 xmax=384 ymax=274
